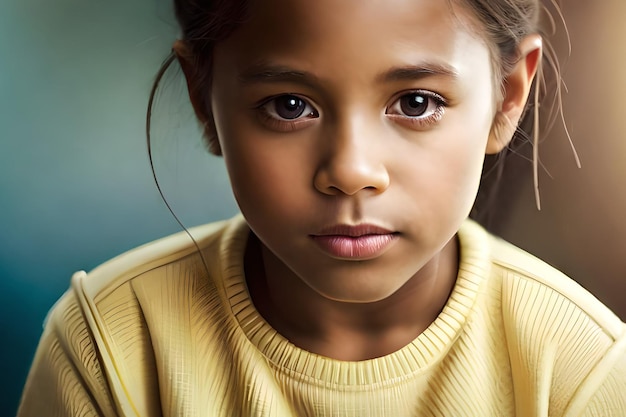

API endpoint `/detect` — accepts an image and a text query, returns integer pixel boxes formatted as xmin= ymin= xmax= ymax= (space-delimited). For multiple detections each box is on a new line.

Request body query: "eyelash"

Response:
xmin=256 ymin=90 xmax=447 ymax=131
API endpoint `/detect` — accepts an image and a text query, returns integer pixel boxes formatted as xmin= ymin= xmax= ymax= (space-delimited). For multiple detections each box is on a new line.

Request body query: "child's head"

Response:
xmin=169 ymin=0 xmax=545 ymax=155
xmin=157 ymin=0 xmax=544 ymax=302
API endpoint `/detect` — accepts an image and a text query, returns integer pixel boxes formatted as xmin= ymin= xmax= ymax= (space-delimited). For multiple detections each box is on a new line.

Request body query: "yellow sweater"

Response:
xmin=18 ymin=216 xmax=626 ymax=416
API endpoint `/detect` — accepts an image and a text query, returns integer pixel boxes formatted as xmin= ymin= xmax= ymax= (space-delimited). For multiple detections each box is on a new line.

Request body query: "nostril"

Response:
xmin=312 ymin=142 xmax=390 ymax=196
xmin=313 ymin=164 xmax=390 ymax=196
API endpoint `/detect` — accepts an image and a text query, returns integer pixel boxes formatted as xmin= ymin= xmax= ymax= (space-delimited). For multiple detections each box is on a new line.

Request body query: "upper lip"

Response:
xmin=312 ymin=224 xmax=395 ymax=237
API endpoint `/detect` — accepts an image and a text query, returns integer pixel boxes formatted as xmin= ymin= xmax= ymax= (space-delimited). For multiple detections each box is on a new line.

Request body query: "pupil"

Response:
xmin=401 ymin=94 xmax=427 ymax=116
xmin=276 ymin=95 xmax=306 ymax=119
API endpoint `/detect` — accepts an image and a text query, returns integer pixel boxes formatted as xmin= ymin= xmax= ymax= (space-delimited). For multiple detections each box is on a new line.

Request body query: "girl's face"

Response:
xmin=210 ymin=0 xmax=499 ymax=302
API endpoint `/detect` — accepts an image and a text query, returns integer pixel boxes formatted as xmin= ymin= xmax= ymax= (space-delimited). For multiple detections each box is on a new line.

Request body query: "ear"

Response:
xmin=173 ymin=40 xmax=222 ymax=155
xmin=486 ymin=34 xmax=542 ymax=154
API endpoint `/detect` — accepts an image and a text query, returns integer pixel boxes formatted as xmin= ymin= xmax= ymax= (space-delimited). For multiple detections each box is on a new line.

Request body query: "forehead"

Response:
xmin=214 ymin=0 xmax=491 ymax=87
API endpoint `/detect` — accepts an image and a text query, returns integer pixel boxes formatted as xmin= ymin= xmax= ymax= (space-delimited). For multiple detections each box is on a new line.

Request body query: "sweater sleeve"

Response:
xmin=578 ymin=330 xmax=626 ymax=416
xmin=17 ymin=290 xmax=118 ymax=417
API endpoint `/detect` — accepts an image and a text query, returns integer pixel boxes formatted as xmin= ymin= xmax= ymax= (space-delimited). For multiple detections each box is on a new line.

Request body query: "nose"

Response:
xmin=313 ymin=120 xmax=390 ymax=196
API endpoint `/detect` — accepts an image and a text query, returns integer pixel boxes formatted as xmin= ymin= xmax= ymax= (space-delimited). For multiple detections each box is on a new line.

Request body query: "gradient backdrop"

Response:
xmin=1 ymin=0 xmax=624 ymax=415
xmin=0 ymin=0 xmax=237 ymax=414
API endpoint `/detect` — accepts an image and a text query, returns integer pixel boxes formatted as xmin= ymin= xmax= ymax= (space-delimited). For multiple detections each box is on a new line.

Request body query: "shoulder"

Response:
xmin=486 ymin=232 xmax=624 ymax=340
xmin=60 ymin=214 xmax=249 ymax=340
xmin=72 ymin=216 xmax=237 ymax=300
xmin=474 ymin=224 xmax=626 ymax=414
xmin=38 ymin=215 xmax=248 ymax=414
xmin=44 ymin=216 xmax=237 ymax=324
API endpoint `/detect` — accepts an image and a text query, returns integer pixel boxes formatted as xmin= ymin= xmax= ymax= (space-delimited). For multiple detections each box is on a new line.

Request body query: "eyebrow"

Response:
xmin=237 ymin=62 xmax=459 ymax=86
xmin=238 ymin=64 xmax=318 ymax=87
xmin=379 ymin=63 xmax=459 ymax=83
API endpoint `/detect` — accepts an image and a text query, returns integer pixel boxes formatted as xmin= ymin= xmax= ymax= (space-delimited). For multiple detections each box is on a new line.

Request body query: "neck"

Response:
xmin=245 ymin=234 xmax=459 ymax=361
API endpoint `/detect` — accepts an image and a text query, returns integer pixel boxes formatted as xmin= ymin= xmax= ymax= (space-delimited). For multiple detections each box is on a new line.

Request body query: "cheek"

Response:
xmin=446 ymin=129 xmax=491 ymax=201
xmin=219 ymin=132 xmax=314 ymax=222
xmin=415 ymin=109 xmax=493 ymax=211
xmin=448 ymin=90 xmax=497 ymax=176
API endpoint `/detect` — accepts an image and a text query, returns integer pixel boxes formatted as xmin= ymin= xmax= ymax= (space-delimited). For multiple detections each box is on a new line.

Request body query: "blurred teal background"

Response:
xmin=0 ymin=0 xmax=236 ymax=414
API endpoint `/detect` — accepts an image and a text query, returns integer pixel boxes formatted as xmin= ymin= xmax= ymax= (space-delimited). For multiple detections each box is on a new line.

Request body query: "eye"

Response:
xmin=256 ymin=94 xmax=319 ymax=132
xmin=386 ymin=91 xmax=446 ymax=128
xmin=261 ymin=94 xmax=319 ymax=121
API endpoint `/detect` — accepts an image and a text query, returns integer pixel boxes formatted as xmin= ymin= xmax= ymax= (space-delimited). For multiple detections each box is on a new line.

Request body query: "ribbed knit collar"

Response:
xmin=219 ymin=215 xmax=492 ymax=388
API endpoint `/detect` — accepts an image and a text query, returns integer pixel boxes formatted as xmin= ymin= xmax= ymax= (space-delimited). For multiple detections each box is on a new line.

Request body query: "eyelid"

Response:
xmin=256 ymin=93 xmax=320 ymax=115
xmin=388 ymin=89 xmax=448 ymax=109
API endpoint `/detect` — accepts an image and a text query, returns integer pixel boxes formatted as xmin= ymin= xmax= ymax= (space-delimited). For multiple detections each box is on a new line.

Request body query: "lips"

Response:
xmin=310 ymin=224 xmax=398 ymax=259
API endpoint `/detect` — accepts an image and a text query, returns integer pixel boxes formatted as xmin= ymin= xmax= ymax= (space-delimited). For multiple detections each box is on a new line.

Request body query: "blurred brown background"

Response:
xmin=485 ymin=0 xmax=626 ymax=320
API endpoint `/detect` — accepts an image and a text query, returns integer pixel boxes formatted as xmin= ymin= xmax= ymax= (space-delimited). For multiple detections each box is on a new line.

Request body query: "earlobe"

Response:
xmin=173 ymin=40 xmax=222 ymax=155
xmin=486 ymin=34 xmax=542 ymax=154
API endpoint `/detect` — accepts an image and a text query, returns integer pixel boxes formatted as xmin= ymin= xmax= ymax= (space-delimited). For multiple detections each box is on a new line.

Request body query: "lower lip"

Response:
xmin=310 ymin=234 xmax=398 ymax=259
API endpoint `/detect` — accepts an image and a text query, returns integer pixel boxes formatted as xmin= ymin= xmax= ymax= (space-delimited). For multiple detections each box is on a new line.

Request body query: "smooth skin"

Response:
xmin=177 ymin=0 xmax=541 ymax=361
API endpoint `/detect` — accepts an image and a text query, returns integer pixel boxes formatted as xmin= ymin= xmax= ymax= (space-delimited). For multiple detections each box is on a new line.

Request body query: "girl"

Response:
xmin=18 ymin=0 xmax=626 ymax=416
